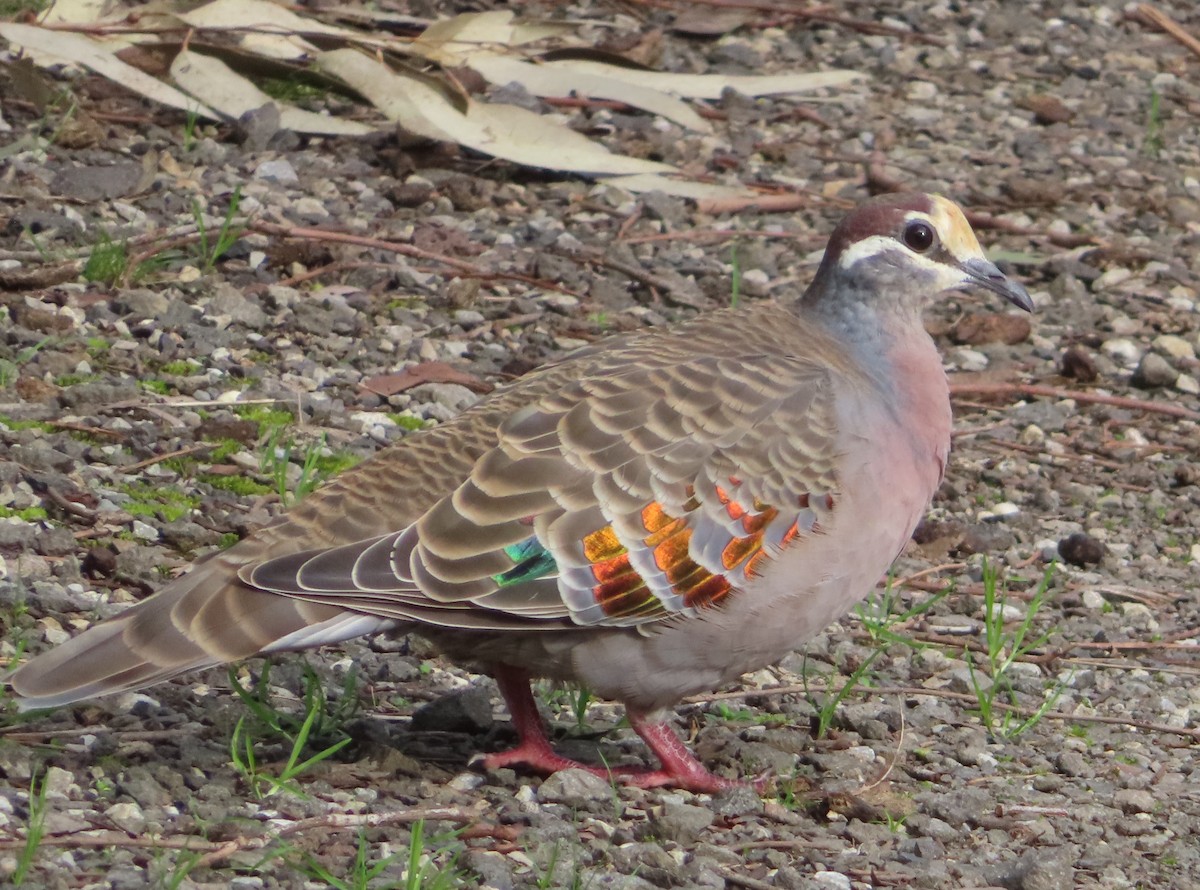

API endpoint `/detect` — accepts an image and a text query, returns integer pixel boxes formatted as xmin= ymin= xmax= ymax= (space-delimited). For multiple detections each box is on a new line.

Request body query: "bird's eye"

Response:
xmin=903 ymin=221 xmax=936 ymax=252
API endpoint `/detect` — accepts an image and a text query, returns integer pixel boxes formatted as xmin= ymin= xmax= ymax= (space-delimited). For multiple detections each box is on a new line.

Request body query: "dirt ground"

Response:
xmin=1 ymin=0 xmax=1199 ymax=888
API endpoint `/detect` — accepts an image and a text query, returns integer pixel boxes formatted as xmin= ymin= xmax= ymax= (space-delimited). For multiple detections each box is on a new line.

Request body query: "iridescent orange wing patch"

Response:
xmin=581 ymin=483 xmax=808 ymax=619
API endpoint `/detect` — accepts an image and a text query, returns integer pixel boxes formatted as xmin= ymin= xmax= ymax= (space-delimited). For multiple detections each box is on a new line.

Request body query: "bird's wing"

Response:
xmin=8 ymin=306 xmax=860 ymax=709
xmin=244 ymin=346 xmax=847 ymax=631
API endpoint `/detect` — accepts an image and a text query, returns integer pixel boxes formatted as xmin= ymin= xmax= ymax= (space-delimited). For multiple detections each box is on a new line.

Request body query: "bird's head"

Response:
xmin=803 ymin=193 xmax=1033 ymax=327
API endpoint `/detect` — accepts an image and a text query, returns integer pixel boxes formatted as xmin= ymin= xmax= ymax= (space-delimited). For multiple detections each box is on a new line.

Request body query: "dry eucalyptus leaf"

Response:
xmin=541 ymin=59 xmax=864 ymax=100
xmin=0 ymin=22 xmax=219 ymax=118
xmin=320 ymin=49 xmax=674 ymax=176
xmin=599 ymin=174 xmax=751 ymax=200
xmin=467 ymin=53 xmax=710 ymax=133
xmin=170 ymin=49 xmax=374 ymax=135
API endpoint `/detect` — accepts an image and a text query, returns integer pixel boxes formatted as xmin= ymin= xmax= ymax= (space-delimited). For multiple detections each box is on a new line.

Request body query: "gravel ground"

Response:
xmin=2 ymin=1 xmax=1200 ymax=888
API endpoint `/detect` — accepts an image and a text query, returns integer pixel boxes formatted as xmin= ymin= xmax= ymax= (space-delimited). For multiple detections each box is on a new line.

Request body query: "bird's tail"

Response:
xmin=8 ymin=548 xmax=394 ymax=711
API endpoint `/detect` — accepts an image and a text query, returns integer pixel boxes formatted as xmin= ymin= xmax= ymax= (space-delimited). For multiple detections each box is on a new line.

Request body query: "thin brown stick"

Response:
xmin=256 ymin=260 xmax=392 ymax=292
xmin=43 ymin=420 xmax=126 ymax=440
xmin=695 ymin=192 xmax=811 ymax=215
xmin=977 ymin=438 xmax=1126 ymax=471
xmin=717 ymin=868 xmax=779 ymax=890
xmin=685 ymin=683 xmax=1200 ymax=741
xmin=122 ymin=442 xmax=215 ymax=473
xmin=583 ymin=251 xmax=705 ymax=308
xmin=0 ymin=726 xmax=201 ymax=742
xmin=121 ymin=233 xmax=206 ymax=287
xmin=247 ymin=221 xmax=583 ymax=297
xmin=248 ymin=221 xmax=485 ymax=274
xmin=625 ymin=0 xmax=946 ymax=44
xmin=859 ymin=695 xmax=904 ymax=792
xmin=0 ymin=806 xmax=518 ymax=864
xmin=1131 ymin=4 xmax=1200 ymax=59
xmin=892 ymin=562 xmax=967 ymax=588
xmin=961 ymin=211 xmax=1099 ymax=249
xmin=949 ymin=382 xmax=1200 ymax=422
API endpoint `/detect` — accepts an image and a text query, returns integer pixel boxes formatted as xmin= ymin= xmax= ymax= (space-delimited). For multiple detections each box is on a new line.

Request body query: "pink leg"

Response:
xmin=481 ymin=665 xmax=761 ymax=793
xmin=625 ymin=709 xmax=757 ymax=793
xmin=481 ymin=665 xmax=591 ymax=775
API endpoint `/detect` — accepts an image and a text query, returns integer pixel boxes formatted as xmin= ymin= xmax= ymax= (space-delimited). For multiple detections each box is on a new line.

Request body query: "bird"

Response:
xmin=9 ymin=193 xmax=1032 ymax=793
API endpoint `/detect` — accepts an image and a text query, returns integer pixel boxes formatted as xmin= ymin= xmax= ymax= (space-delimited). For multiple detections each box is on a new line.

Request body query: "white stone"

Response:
xmin=1094 ymin=267 xmax=1132 ymax=290
xmin=812 ymin=871 xmax=852 ymax=890
xmin=447 ymin=772 xmax=486 ymax=792
xmin=292 ymin=197 xmax=329 ymax=219
xmin=1109 ymin=315 xmax=1141 ymax=335
xmin=350 ymin=411 xmax=397 ymax=434
xmin=907 ymin=81 xmax=938 ymax=100
xmin=1176 ymin=375 xmax=1199 ymax=396
xmin=1081 ymin=589 xmax=1108 ymax=610
xmin=1154 ymin=334 xmax=1195 ymax=360
xmin=43 ymin=766 xmax=77 ymax=800
xmin=105 ymin=802 xmax=147 ymax=835
xmin=1124 ymin=427 xmax=1149 ymax=447
xmin=131 ymin=519 xmax=159 ymax=542
xmin=1100 ymin=338 xmax=1141 ymax=368
xmin=954 ymin=347 xmax=988 ymax=372
xmin=1000 ymin=602 xmax=1025 ymax=621
xmin=980 ymin=501 xmax=1019 ymax=522
xmin=847 ymin=745 xmax=877 ymax=763
xmin=254 ymin=159 xmax=298 ymax=183
xmin=1019 ymin=424 xmax=1045 ymax=446
xmin=39 ymin=616 xmax=70 ymax=645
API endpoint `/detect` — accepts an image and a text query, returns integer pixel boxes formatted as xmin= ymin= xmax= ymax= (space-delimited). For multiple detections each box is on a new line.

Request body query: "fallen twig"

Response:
xmin=1131 ymin=4 xmax=1200 ymax=60
xmin=625 ymin=0 xmax=946 ymax=45
xmin=686 ymin=682 xmax=1200 ymax=741
xmin=0 ymin=805 xmax=520 ymax=867
xmin=949 ymin=382 xmax=1200 ymax=422
xmin=247 ymin=220 xmax=584 ymax=297
xmin=122 ymin=442 xmax=215 ymax=473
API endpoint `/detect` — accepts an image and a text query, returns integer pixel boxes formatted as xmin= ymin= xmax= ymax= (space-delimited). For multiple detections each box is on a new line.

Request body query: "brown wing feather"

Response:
xmin=244 ymin=310 xmax=856 ymax=630
xmin=10 ymin=302 xmax=864 ymax=709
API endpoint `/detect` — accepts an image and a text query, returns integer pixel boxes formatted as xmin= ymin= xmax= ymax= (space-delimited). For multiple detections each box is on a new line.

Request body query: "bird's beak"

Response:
xmin=960 ymin=257 xmax=1034 ymax=312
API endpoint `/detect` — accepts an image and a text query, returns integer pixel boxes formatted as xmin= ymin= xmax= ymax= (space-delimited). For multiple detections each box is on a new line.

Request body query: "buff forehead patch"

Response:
xmin=914 ymin=194 xmax=986 ymax=260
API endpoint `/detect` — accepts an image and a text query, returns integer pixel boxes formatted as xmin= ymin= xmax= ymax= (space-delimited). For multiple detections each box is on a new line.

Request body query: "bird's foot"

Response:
xmin=478 ymin=740 xmax=753 ymax=794
xmin=485 ymin=664 xmax=763 ymax=794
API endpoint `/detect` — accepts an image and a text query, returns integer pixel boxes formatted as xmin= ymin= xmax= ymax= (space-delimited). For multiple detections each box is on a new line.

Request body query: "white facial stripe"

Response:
xmin=836 ymin=234 xmax=904 ymax=270
xmin=835 ymin=233 xmax=971 ymax=292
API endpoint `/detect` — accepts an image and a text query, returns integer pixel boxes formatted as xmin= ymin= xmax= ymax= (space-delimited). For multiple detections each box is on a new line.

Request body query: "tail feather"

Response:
xmin=8 ymin=550 xmax=388 ymax=711
xmin=7 ymin=419 xmax=476 ymax=711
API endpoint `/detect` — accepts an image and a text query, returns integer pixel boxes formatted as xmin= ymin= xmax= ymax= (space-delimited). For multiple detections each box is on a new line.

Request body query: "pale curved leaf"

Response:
xmin=599 ymin=174 xmax=752 ymax=200
xmin=468 ymin=53 xmax=710 ymax=133
xmin=170 ymin=50 xmax=374 ymax=136
xmin=178 ymin=0 xmax=381 ymax=46
xmin=0 ymin=22 xmax=218 ymax=119
xmin=542 ymin=59 xmax=865 ymax=100
xmin=39 ymin=0 xmax=113 ymax=26
xmin=412 ymin=10 xmax=575 ymax=66
xmin=319 ymin=48 xmax=673 ymax=176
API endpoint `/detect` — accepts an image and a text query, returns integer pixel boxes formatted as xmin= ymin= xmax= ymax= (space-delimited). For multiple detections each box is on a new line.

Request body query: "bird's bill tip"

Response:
xmin=960 ymin=257 xmax=1034 ymax=312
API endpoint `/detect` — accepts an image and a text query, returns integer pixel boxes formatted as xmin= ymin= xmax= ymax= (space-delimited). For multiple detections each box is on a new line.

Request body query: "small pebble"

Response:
xmin=1059 ymin=532 xmax=1106 ymax=566
xmin=1131 ymin=352 xmax=1178 ymax=389
xmin=1100 ymin=338 xmax=1140 ymax=368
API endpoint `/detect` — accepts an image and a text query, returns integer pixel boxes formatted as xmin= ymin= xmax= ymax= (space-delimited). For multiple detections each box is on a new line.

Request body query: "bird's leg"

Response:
xmin=624 ymin=709 xmax=761 ymax=793
xmin=482 ymin=664 xmax=595 ymax=775
xmin=482 ymin=666 xmax=761 ymax=794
